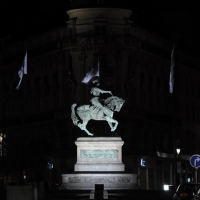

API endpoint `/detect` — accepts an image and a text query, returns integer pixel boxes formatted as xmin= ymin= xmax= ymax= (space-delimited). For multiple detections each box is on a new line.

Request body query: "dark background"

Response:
xmin=0 ymin=0 xmax=70 ymax=38
xmin=0 ymin=0 xmax=200 ymax=50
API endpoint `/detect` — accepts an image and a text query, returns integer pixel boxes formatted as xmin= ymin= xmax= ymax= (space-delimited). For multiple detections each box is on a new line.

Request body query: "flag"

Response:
xmin=169 ymin=45 xmax=175 ymax=93
xmin=82 ymin=56 xmax=100 ymax=83
xmin=16 ymin=52 xmax=27 ymax=90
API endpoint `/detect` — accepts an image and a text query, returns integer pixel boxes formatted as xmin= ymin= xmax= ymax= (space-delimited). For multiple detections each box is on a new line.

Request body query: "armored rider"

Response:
xmin=90 ymin=79 xmax=113 ymax=117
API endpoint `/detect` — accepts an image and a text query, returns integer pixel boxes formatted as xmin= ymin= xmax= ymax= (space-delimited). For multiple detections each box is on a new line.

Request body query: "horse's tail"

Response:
xmin=71 ymin=104 xmax=79 ymax=125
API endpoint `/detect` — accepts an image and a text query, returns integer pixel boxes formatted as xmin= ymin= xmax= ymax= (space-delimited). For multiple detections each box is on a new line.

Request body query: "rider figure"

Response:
xmin=90 ymin=79 xmax=113 ymax=117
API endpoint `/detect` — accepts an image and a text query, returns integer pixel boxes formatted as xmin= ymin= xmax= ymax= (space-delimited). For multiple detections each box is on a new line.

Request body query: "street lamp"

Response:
xmin=176 ymin=147 xmax=181 ymax=186
xmin=176 ymin=148 xmax=181 ymax=156
xmin=174 ymin=139 xmax=181 ymax=188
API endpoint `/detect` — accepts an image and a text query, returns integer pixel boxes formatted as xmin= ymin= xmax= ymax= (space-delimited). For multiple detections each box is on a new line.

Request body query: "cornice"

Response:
xmin=62 ymin=36 xmax=138 ymax=53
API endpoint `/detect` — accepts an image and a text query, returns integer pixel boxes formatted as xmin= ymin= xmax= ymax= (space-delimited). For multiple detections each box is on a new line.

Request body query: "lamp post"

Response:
xmin=174 ymin=139 xmax=181 ymax=188
xmin=0 ymin=134 xmax=2 ymax=157
xmin=176 ymin=147 xmax=181 ymax=186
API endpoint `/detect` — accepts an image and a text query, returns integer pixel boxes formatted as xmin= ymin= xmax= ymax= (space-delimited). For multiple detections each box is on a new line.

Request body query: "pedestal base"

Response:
xmin=75 ymin=137 xmax=124 ymax=172
xmin=60 ymin=137 xmax=139 ymax=190
xmin=75 ymin=163 xmax=124 ymax=171
xmin=60 ymin=173 xmax=139 ymax=190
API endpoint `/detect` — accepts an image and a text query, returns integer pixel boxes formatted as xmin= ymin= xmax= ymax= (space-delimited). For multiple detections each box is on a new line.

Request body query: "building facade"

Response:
xmin=0 ymin=0 xmax=200 ymax=189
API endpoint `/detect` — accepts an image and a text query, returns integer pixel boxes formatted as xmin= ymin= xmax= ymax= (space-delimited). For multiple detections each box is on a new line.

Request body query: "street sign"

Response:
xmin=190 ymin=155 xmax=200 ymax=168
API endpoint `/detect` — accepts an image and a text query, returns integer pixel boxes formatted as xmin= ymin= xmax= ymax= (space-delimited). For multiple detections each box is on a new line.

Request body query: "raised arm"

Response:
xmin=95 ymin=87 xmax=112 ymax=95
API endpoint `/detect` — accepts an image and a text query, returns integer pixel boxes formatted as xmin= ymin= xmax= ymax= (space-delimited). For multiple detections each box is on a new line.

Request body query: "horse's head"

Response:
xmin=104 ymin=96 xmax=125 ymax=112
xmin=114 ymin=97 xmax=125 ymax=112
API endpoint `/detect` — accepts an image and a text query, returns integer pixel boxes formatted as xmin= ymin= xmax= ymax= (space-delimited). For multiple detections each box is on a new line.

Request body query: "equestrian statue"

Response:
xmin=71 ymin=79 xmax=125 ymax=136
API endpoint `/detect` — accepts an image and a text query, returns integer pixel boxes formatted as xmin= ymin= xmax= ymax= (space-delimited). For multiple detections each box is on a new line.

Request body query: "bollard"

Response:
xmin=94 ymin=184 xmax=104 ymax=199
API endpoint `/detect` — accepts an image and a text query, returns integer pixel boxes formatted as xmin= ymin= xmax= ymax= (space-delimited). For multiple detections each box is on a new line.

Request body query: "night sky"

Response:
xmin=0 ymin=0 xmax=70 ymax=38
xmin=0 ymin=0 xmax=200 ymax=51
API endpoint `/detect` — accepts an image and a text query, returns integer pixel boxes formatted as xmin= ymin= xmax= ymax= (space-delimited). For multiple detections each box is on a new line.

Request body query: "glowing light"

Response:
xmin=47 ymin=163 xmax=53 ymax=169
xmin=176 ymin=148 xmax=181 ymax=155
xmin=140 ymin=159 xmax=146 ymax=167
xmin=164 ymin=185 xmax=169 ymax=190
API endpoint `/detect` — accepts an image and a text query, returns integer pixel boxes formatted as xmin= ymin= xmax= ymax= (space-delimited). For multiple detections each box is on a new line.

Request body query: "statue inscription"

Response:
xmin=80 ymin=149 xmax=118 ymax=158
xmin=69 ymin=176 xmax=130 ymax=183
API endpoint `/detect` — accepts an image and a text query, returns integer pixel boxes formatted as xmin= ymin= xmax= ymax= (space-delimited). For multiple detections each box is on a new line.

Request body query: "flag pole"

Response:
xmin=170 ymin=44 xmax=179 ymax=188
xmin=81 ymin=53 xmax=100 ymax=84
xmin=83 ymin=48 xmax=86 ymax=103
xmin=16 ymin=52 xmax=27 ymax=134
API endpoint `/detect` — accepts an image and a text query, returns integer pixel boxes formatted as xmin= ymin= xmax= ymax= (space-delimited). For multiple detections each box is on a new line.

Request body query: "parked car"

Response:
xmin=193 ymin=188 xmax=200 ymax=200
xmin=173 ymin=182 xmax=200 ymax=200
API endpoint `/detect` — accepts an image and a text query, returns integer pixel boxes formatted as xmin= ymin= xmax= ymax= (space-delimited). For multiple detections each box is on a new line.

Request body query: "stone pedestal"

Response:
xmin=60 ymin=173 xmax=139 ymax=190
xmin=75 ymin=137 xmax=124 ymax=172
xmin=60 ymin=137 xmax=139 ymax=190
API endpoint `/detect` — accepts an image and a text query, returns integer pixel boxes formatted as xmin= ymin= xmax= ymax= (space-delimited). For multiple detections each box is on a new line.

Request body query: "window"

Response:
xmin=67 ymin=18 xmax=77 ymax=36
xmin=98 ymin=54 xmax=113 ymax=77
xmin=95 ymin=25 xmax=106 ymax=36
xmin=94 ymin=20 xmax=107 ymax=36
xmin=124 ymin=26 xmax=131 ymax=36
xmin=68 ymin=54 xmax=73 ymax=70
xmin=128 ymin=56 xmax=134 ymax=76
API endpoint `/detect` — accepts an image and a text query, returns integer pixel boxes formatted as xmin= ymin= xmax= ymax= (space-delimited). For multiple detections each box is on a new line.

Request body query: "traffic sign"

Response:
xmin=190 ymin=155 xmax=200 ymax=168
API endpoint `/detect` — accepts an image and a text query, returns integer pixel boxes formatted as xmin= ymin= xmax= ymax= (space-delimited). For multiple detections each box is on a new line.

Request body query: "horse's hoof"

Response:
xmin=111 ymin=127 xmax=116 ymax=131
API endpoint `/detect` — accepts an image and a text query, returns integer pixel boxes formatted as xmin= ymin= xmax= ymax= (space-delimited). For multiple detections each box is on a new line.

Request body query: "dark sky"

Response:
xmin=0 ymin=0 xmax=199 ymax=49
xmin=0 ymin=0 xmax=71 ymax=38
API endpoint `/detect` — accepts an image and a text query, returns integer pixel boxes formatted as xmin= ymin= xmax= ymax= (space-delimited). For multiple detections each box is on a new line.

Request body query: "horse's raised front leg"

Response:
xmin=78 ymin=121 xmax=93 ymax=136
xmin=107 ymin=121 xmax=113 ymax=130
xmin=105 ymin=116 xmax=118 ymax=131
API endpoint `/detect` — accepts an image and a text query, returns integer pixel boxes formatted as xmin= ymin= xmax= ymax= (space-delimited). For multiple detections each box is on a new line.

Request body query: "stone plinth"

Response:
xmin=60 ymin=173 xmax=139 ymax=190
xmin=74 ymin=137 xmax=124 ymax=172
xmin=59 ymin=137 xmax=139 ymax=190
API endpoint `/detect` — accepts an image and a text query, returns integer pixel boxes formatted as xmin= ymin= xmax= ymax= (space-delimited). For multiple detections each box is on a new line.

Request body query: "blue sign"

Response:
xmin=190 ymin=155 xmax=200 ymax=168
